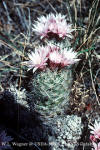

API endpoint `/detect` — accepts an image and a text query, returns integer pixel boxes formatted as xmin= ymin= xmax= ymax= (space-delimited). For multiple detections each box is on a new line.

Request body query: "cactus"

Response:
xmin=23 ymin=13 xmax=79 ymax=116
xmin=9 ymin=85 xmax=29 ymax=109
xmin=32 ymin=68 xmax=72 ymax=116
xmin=47 ymin=115 xmax=83 ymax=150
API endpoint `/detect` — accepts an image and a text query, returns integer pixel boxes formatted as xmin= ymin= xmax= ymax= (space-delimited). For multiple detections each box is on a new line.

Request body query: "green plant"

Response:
xmin=32 ymin=68 xmax=72 ymax=116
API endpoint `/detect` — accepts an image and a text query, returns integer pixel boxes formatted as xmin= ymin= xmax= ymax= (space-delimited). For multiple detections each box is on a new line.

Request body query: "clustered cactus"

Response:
xmin=23 ymin=13 xmax=79 ymax=116
xmin=9 ymin=84 xmax=29 ymax=109
xmin=32 ymin=69 xmax=72 ymax=115
xmin=47 ymin=115 xmax=83 ymax=150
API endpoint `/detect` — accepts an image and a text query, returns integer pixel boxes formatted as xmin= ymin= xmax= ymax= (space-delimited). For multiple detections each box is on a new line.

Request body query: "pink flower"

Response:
xmin=90 ymin=135 xmax=97 ymax=142
xmin=23 ymin=44 xmax=79 ymax=72
xmin=89 ymin=121 xmax=100 ymax=140
xmin=49 ymin=51 xmax=62 ymax=64
xmin=48 ymin=45 xmax=79 ymax=68
xmin=32 ymin=13 xmax=74 ymax=39
xmin=49 ymin=50 xmax=62 ymax=69
xmin=92 ymin=142 xmax=100 ymax=150
xmin=23 ymin=46 xmax=50 ymax=73
xmin=60 ymin=48 xmax=79 ymax=67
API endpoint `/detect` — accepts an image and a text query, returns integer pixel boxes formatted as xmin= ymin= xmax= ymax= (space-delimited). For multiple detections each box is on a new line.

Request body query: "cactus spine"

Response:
xmin=32 ymin=68 xmax=72 ymax=116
